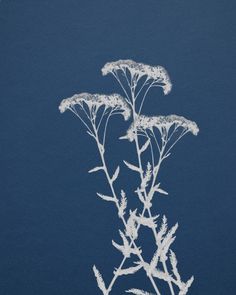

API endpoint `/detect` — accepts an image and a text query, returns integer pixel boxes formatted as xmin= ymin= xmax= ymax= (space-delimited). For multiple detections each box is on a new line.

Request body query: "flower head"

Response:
xmin=59 ymin=92 xmax=131 ymax=120
xmin=102 ymin=59 xmax=172 ymax=95
xmin=126 ymin=115 xmax=199 ymax=141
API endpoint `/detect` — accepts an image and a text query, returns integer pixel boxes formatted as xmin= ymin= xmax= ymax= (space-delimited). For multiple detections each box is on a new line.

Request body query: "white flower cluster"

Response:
xmin=101 ymin=59 xmax=172 ymax=95
xmin=126 ymin=115 xmax=199 ymax=141
xmin=59 ymin=92 xmax=131 ymax=120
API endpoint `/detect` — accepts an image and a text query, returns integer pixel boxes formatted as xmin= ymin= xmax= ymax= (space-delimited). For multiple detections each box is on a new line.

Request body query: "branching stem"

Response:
xmin=92 ymin=124 xmax=161 ymax=295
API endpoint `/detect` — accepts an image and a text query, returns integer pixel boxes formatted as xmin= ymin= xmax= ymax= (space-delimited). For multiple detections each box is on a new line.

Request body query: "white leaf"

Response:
xmin=88 ymin=166 xmax=104 ymax=173
xmin=111 ymin=166 xmax=120 ymax=182
xmin=126 ymin=210 xmax=138 ymax=240
xmin=140 ymin=139 xmax=150 ymax=154
xmin=112 ymin=240 xmax=129 ymax=256
xmin=141 ymin=162 xmax=152 ymax=189
xmin=163 ymin=223 xmax=178 ymax=247
xmin=123 ymin=160 xmax=142 ymax=173
xmin=126 ymin=288 xmax=153 ymax=295
xmin=169 ymin=250 xmax=181 ymax=282
xmin=119 ymin=230 xmax=129 ymax=248
xmin=97 ymin=193 xmax=115 ymax=202
xmin=149 ymin=248 xmax=161 ymax=271
xmin=152 ymin=269 xmax=171 ymax=282
xmin=114 ymin=264 xmax=142 ymax=276
xmin=179 ymin=276 xmax=194 ymax=295
xmin=135 ymin=188 xmax=145 ymax=203
xmin=186 ymin=276 xmax=194 ymax=288
xmin=119 ymin=135 xmax=128 ymax=140
xmin=160 ymin=237 xmax=176 ymax=262
xmin=93 ymin=265 xmax=107 ymax=294
xmin=156 ymin=187 xmax=168 ymax=195
xmin=156 ymin=215 xmax=168 ymax=245
xmin=118 ymin=190 xmax=127 ymax=218
xmin=135 ymin=215 xmax=158 ymax=229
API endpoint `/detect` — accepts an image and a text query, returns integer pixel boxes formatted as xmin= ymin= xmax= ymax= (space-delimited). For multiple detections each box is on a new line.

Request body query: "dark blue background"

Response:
xmin=1 ymin=0 xmax=235 ymax=294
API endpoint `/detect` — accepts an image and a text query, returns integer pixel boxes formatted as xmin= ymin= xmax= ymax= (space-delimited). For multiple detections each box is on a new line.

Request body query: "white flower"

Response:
xmin=59 ymin=92 xmax=131 ymax=120
xmin=101 ymin=59 xmax=172 ymax=95
xmin=126 ymin=115 xmax=199 ymax=141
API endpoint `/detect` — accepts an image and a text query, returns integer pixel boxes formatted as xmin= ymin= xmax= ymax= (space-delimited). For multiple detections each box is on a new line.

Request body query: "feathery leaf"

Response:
xmin=126 ymin=210 xmax=138 ymax=240
xmin=118 ymin=190 xmax=127 ymax=218
xmin=126 ymin=288 xmax=153 ymax=295
xmin=169 ymin=250 xmax=181 ymax=282
xmin=149 ymin=248 xmax=161 ymax=272
xmin=135 ymin=188 xmax=145 ymax=204
xmin=135 ymin=215 xmax=158 ymax=229
xmin=93 ymin=265 xmax=107 ymax=294
xmin=156 ymin=215 xmax=168 ymax=245
xmin=141 ymin=162 xmax=152 ymax=190
xmin=152 ymin=269 xmax=172 ymax=282
xmin=114 ymin=264 xmax=142 ymax=276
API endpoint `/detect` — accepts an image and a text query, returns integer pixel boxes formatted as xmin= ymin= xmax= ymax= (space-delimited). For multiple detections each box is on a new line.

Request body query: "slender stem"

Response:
xmin=130 ymin=88 xmax=175 ymax=294
xmin=107 ymin=256 xmax=126 ymax=293
xmin=103 ymin=111 xmax=112 ymax=146
xmin=92 ymin=125 xmax=161 ymax=295
xmin=111 ymin=72 xmax=131 ymax=105
xmin=109 ymin=73 xmax=174 ymax=294
xmin=69 ymin=107 xmax=94 ymax=135
xmin=164 ymin=130 xmax=188 ymax=157
xmin=147 ymin=208 xmax=175 ymax=295
xmin=134 ymin=78 xmax=149 ymax=100
xmin=138 ymin=80 xmax=155 ymax=114
xmin=97 ymin=107 xmax=107 ymax=131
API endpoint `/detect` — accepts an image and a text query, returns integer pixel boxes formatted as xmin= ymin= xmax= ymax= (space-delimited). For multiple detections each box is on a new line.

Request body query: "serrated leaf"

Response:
xmin=126 ymin=289 xmax=153 ymax=295
xmin=136 ymin=189 xmax=146 ymax=204
xmin=112 ymin=240 xmax=126 ymax=255
xmin=118 ymin=190 xmax=127 ymax=218
xmin=111 ymin=166 xmax=120 ymax=182
xmin=88 ymin=166 xmax=104 ymax=173
xmin=135 ymin=215 xmax=158 ymax=229
xmin=150 ymin=248 xmax=161 ymax=271
xmin=169 ymin=250 xmax=181 ymax=282
xmin=140 ymin=139 xmax=150 ymax=154
xmin=123 ymin=160 xmax=142 ymax=173
xmin=97 ymin=193 xmax=115 ymax=202
xmin=152 ymin=269 xmax=171 ymax=282
xmin=93 ymin=265 xmax=107 ymax=294
xmin=114 ymin=264 xmax=142 ymax=276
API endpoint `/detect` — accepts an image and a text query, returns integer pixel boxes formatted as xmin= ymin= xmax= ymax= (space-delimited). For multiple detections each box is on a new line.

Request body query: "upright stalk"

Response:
xmin=93 ymin=125 xmax=161 ymax=295
xmin=130 ymin=90 xmax=175 ymax=295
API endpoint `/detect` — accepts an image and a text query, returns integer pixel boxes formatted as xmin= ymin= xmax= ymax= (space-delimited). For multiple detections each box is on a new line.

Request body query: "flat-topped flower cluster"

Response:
xmin=102 ymin=59 xmax=172 ymax=95
xmin=59 ymin=92 xmax=131 ymax=120
xmin=125 ymin=115 xmax=199 ymax=142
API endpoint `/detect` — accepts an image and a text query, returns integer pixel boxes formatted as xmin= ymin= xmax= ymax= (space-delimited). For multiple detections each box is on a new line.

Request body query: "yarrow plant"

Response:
xmin=59 ymin=59 xmax=199 ymax=295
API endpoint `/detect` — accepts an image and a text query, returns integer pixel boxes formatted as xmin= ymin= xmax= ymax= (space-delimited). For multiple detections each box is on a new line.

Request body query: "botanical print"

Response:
xmin=59 ymin=60 xmax=199 ymax=295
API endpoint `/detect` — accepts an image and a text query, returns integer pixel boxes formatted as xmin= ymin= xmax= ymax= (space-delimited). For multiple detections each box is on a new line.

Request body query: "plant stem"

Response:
xmin=147 ymin=207 xmax=175 ymax=295
xmin=93 ymin=127 xmax=161 ymax=295
xmin=130 ymin=95 xmax=175 ymax=295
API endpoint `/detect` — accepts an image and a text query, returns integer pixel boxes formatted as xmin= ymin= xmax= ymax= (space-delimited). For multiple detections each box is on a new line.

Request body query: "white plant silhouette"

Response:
xmin=59 ymin=59 xmax=199 ymax=295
